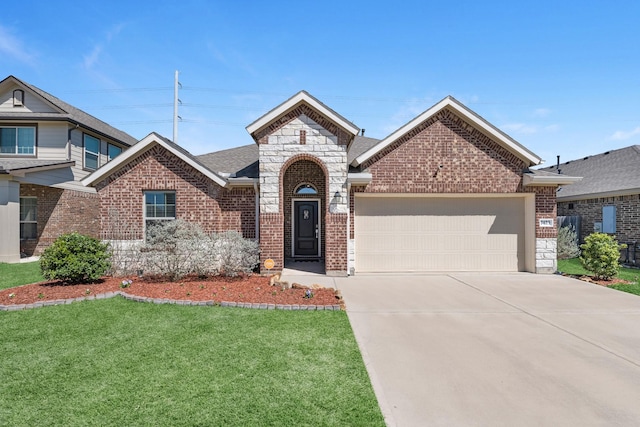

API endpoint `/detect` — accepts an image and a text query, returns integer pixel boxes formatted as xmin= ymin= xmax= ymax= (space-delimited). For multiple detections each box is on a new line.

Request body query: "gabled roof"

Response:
xmin=0 ymin=75 xmax=137 ymax=147
xmin=352 ymin=96 xmax=542 ymax=167
xmin=245 ymin=90 xmax=360 ymax=138
xmin=539 ymin=145 xmax=640 ymax=200
xmin=82 ymin=132 xmax=227 ymax=188
xmin=0 ymin=159 xmax=75 ymax=176
xmin=191 ymin=135 xmax=380 ymax=178
xmin=196 ymin=144 xmax=259 ymax=178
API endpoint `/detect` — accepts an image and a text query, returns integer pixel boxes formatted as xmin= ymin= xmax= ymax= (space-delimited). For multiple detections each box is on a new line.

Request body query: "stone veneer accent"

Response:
xmin=536 ymin=238 xmax=557 ymax=273
xmin=259 ymin=114 xmax=348 ymax=214
xmin=257 ymin=113 xmax=350 ymax=274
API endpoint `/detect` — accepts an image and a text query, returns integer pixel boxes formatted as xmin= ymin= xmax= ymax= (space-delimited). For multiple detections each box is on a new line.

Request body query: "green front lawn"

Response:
xmin=0 ymin=298 xmax=384 ymax=426
xmin=0 ymin=261 xmax=44 ymax=290
xmin=557 ymin=258 xmax=640 ymax=295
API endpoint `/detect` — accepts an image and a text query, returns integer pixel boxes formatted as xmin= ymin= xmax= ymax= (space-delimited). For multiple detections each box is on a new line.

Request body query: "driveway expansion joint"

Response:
xmin=448 ymin=274 xmax=640 ymax=370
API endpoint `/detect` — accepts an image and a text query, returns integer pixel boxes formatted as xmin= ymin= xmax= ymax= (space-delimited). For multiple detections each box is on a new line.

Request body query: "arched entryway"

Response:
xmin=282 ymin=158 xmax=327 ymax=269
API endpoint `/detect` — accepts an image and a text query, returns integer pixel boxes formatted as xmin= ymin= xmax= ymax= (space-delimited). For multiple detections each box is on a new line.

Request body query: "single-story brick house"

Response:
xmin=541 ymin=145 xmax=640 ymax=248
xmin=83 ymin=92 xmax=579 ymax=275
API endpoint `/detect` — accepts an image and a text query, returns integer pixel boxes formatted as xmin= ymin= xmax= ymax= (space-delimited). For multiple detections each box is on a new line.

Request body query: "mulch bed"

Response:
xmin=560 ymin=273 xmax=632 ymax=287
xmin=0 ymin=275 xmax=343 ymax=307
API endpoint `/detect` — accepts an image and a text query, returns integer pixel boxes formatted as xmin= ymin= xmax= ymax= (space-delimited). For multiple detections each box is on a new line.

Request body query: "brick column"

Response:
xmin=259 ymin=212 xmax=283 ymax=274
xmin=325 ymin=213 xmax=348 ymax=276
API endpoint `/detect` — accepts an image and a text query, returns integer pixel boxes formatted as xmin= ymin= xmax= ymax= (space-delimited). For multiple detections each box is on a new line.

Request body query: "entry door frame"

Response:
xmin=291 ymin=198 xmax=321 ymax=258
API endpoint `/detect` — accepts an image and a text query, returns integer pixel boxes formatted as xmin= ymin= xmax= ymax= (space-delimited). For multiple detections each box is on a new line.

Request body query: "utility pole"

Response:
xmin=173 ymin=70 xmax=180 ymax=143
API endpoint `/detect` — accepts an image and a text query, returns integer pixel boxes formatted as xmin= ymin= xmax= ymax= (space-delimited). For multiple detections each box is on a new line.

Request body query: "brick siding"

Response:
xmin=282 ymin=159 xmax=326 ymax=259
xmin=94 ymin=145 xmax=255 ymax=240
xmin=350 ymin=111 xmax=557 ymax=240
xmin=20 ymin=184 xmax=100 ymax=255
xmin=558 ymin=194 xmax=640 ymax=243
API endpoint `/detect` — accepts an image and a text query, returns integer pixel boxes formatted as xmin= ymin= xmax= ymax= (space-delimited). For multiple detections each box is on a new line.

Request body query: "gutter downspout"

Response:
xmin=254 ymin=181 xmax=260 ymax=242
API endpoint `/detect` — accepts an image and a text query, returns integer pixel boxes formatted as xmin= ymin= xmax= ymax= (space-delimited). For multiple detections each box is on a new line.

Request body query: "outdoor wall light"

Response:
xmin=334 ymin=191 xmax=342 ymax=204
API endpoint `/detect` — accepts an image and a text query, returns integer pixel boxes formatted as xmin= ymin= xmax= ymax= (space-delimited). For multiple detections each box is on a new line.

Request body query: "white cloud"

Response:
xmin=381 ymin=97 xmax=435 ymax=135
xmin=83 ymin=45 xmax=103 ymax=69
xmin=82 ymin=23 xmax=125 ymax=70
xmin=610 ymin=127 xmax=640 ymax=141
xmin=500 ymin=123 xmax=538 ymax=134
xmin=533 ymin=108 xmax=551 ymax=118
xmin=0 ymin=25 xmax=36 ymax=65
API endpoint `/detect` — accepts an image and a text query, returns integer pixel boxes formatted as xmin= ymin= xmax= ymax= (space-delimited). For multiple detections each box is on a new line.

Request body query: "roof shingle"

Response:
xmin=538 ymin=145 xmax=640 ymax=199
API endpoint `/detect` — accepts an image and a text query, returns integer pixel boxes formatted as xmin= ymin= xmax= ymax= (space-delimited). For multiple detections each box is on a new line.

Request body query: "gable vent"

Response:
xmin=13 ymin=89 xmax=24 ymax=107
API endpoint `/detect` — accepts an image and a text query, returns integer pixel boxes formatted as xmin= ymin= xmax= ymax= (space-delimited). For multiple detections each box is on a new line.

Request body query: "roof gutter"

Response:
xmin=347 ymin=172 xmax=372 ymax=186
xmin=227 ymin=177 xmax=259 ymax=188
xmin=7 ymin=161 xmax=75 ymax=177
xmin=522 ymin=174 xmax=582 ymax=187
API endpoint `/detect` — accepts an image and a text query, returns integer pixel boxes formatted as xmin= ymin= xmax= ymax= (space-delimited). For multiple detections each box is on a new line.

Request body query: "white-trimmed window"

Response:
xmin=84 ymin=134 xmax=100 ymax=170
xmin=20 ymin=197 xmax=37 ymax=239
xmin=108 ymin=143 xmax=122 ymax=161
xmin=144 ymin=191 xmax=176 ymax=234
xmin=294 ymin=183 xmax=318 ymax=195
xmin=0 ymin=126 xmax=35 ymax=155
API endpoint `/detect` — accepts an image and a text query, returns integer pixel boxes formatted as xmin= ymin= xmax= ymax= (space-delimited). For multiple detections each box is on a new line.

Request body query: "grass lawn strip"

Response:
xmin=0 ymin=298 xmax=384 ymax=426
xmin=557 ymin=258 xmax=640 ymax=296
xmin=0 ymin=261 xmax=43 ymax=290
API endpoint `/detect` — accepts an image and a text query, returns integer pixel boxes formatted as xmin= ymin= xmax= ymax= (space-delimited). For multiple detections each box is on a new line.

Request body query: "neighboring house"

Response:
xmin=0 ymin=75 xmax=137 ymax=263
xmin=540 ymin=145 xmax=640 ymax=246
xmin=83 ymin=92 xmax=578 ymax=275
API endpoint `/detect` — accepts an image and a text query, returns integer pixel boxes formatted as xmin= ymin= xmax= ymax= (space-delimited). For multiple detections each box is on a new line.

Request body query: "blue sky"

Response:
xmin=2 ymin=0 xmax=639 ymax=166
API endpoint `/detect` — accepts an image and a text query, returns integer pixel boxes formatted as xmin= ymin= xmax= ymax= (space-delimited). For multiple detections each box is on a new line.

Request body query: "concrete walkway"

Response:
xmin=285 ymin=272 xmax=640 ymax=426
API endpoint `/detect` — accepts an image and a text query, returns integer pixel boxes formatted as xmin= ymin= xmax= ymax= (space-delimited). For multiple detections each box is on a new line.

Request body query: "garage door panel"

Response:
xmin=355 ymin=197 xmax=525 ymax=272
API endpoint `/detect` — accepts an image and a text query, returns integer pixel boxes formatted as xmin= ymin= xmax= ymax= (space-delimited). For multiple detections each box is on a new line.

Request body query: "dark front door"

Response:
xmin=294 ymin=200 xmax=319 ymax=257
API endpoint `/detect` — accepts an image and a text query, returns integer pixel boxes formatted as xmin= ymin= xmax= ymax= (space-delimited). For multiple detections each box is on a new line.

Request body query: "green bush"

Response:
xmin=579 ymin=232 xmax=626 ymax=280
xmin=40 ymin=232 xmax=111 ymax=284
xmin=557 ymin=225 xmax=580 ymax=259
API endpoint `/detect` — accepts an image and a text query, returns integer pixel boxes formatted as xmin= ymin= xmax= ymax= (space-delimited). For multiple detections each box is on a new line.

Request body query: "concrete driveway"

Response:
xmin=334 ymin=273 xmax=640 ymax=427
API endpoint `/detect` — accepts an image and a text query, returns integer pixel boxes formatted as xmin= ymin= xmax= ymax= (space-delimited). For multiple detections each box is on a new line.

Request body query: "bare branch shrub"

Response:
xmin=141 ymin=219 xmax=210 ymax=281
xmin=557 ymin=225 xmax=580 ymax=260
xmin=102 ymin=208 xmax=143 ymax=276
xmin=211 ymin=230 xmax=260 ymax=276
xmin=107 ymin=219 xmax=259 ymax=280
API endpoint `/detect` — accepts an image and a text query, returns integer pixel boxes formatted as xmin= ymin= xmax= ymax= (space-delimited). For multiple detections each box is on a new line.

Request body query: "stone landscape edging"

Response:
xmin=0 ymin=290 xmax=343 ymax=312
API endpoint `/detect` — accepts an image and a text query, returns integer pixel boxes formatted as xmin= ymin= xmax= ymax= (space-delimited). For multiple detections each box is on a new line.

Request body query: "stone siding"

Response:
xmin=257 ymin=113 xmax=349 ymax=274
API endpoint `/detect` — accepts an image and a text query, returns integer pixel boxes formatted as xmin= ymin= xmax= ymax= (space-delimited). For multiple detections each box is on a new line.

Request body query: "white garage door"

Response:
xmin=355 ymin=196 xmax=526 ymax=272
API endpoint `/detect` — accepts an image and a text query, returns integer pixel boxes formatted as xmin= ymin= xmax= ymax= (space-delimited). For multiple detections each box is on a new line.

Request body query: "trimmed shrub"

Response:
xmin=40 ymin=232 xmax=111 ymax=284
xmin=579 ymin=232 xmax=626 ymax=280
xmin=557 ymin=225 xmax=580 ymax=259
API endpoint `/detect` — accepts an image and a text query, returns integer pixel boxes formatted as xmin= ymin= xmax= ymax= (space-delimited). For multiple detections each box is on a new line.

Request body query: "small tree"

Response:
xmin=557 ymin=225 xmax=580 ymax=259
xmin=579 ymin=232 xmax=626 ymax=280
xmin=40 ymin=232 xmax=111 ymax=284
